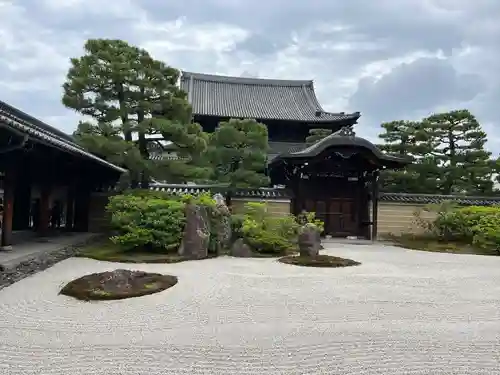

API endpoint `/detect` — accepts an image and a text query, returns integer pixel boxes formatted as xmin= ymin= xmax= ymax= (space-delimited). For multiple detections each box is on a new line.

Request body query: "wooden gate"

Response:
xmin=301 ymin=197 xmax=358 ymax=237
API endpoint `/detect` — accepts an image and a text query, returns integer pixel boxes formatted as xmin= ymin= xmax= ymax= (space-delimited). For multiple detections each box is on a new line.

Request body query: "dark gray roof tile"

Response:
xmin=380 ymin=193 xmax=500 ymax=206
xmin=180 ymin=72 xmax=360 ymax=123
xmin=269 ymin=128 xmax=410 ymax=169
xmin=0 ymin=101 xmax=126 ymax=173
xmin=94 ymin=183 xmax=292 ymax=199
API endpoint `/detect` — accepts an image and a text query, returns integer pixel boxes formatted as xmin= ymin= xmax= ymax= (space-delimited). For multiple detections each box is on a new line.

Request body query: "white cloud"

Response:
xmin=0 ymin=0 xmax=499 ymax=153
xmin=139 ymin=18 xmax=250 ymax=54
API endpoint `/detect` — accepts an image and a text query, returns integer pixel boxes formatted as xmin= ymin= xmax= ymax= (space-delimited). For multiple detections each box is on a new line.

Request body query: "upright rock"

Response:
xmin=213 ymin=193 xmax=231 ymax=253
xmin=298 ymin=224 xmax=321 ymax=257
xmin=179 ymin=204 xmax=210 ymax=259
xmin=230 ymin=238 xmax=253 ymax=257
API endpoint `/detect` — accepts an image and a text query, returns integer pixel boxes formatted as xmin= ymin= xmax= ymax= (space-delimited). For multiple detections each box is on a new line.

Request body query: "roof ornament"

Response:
xmin=334 ymin=126 xmax=355 ymax=137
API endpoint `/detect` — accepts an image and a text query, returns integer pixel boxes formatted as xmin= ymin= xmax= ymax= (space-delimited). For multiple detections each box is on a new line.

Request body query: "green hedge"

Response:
xmin=237 ymin=202 xmax=323 ymax=255
xmin=106 ymin=191 xmax=228 ymax=254
xmin=417 ymin=203 xmax=500 ymax=252
xmin=106 ymin=190 xmax=324 ymax=257
xmin=107 ymin=194 xmax=185 ymax=252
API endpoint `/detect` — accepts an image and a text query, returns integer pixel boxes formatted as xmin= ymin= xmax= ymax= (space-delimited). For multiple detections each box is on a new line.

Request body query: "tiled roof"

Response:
xmin=0 ymin=100 xmax=126 ymax=173
xmin=269 ymin=127 xmax=410 ymax=169
xmin=149 ymin=142 xmax=308 ymax=163
xmin=380 ymin=193 xmax=500 ymax=206
xmin=150 ymin=184 xmax=291 ymax=199
xmin=268 ymin=142 xmax=307 ymax=162
xmin=180 ymin=71 xmax=361 ymax=123
xmin=269 ymin=142 xmax=306 ymax=154
xmin=94 ymin=183 xmax=292 ymax=199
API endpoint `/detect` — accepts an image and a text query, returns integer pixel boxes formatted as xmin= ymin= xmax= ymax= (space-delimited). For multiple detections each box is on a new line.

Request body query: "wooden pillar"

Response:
xmin=356 ymin=175 xmax=366 ymax=238
xmin=38 ymin=184 xmax=51 ymax=236
xmin=74 ymin=184 xmax=90 ymax=232
xmin=13 ymin=171 xmax=31 ymax=230
xmin=65 ymin=184 xmax=75 ymax=231
xmin=1 ymin=168 xmax=15 ymax=249
xmin=371 ymin=171 xmax=379 ymax=241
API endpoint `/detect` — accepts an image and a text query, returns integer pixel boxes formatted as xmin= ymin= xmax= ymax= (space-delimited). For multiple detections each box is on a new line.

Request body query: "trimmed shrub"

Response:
xmin=239 ymin=202 xmax=301 ymax=255
xmin=415 ymin=203 xmax=500 ymax=253
xmin=107 ymin=194 xmax=185 ymax=252
xmin=230 ymin=214 xmax=245 ymax=242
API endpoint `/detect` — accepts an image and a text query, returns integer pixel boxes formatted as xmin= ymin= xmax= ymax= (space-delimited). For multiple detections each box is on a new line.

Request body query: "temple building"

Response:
xmin=0 ymin=101 xmax=125 ymax=248
xmin=0 ymin=71 xmax=409 ymax=246
xmin=177 ymin=72 xmax=409 ymax=239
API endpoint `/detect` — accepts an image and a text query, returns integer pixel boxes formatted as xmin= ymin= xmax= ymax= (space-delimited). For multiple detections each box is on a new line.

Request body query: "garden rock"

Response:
xmin=213 ymin=194 xmax=231 ymax=253
xmin=60 ymin=269 xmax=178 ymax=301
xmin=230 ymin=238 xmax=253 ymax=257
xmin=179 ymin=204 xmax=210 ymax=259
xmin=298 ymin=224 xmax=321 ymax=257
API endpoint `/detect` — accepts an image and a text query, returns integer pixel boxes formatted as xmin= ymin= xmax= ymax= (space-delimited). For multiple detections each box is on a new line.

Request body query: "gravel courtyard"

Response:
xmin=1 ymin=243 xmax=500 ymax=374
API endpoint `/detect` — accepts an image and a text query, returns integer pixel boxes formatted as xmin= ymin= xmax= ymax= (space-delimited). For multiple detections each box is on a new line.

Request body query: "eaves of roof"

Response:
xmin=269 ymin=130 xmax=410 ymax=169
xmin=0 ymin=101 xmax=126 ymax=173
xmin=180 ymin=71 xmax=360 ymax=123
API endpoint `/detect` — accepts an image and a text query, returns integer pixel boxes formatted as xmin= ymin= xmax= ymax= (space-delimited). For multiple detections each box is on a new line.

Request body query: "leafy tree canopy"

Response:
xmin=208 ymin=118 xmax=270 ymax=189
xmin=378 ymin=110 xmax=500 ymax=195
xmin=306 ymin=128 xmax=332 ymax=144
xmin=63 ymin=38 xmax=210 ymax=186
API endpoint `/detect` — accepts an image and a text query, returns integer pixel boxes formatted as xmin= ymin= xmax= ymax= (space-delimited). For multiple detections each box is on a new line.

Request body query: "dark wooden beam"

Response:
xmin=1 ymin=166 xmax=15 ymax=248
xmin=65 ymin=182 xmax=75 ymax=231
xmin=371 ymin=171 xmax=380 ymax=241
xmin=38 ymin=183 xmax=51 ymax=236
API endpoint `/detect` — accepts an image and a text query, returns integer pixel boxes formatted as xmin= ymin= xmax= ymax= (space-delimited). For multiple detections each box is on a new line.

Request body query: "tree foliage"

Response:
xmin=63 ymin=38 xmax=209 ymax=186
xmin=378 ymin=110 xmax=500 ymax=195
xmin=306 ymin=128 xmax=332 ymax=144
xmin=208 ymin=118 xmax=270 ymax=188
xmin=421 ymin=110 xmax=499 ymax=195
xmin=377 ymin=120 xmax=439 ymax=193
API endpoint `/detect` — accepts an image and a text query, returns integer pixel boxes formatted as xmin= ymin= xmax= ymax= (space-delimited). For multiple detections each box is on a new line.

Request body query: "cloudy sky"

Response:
xmin=1 ymin=0 xmax=499 ymax=151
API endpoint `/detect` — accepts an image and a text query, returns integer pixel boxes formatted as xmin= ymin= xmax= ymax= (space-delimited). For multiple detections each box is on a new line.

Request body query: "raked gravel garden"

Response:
xmin=1 ymin=242 xmax=500 ymax=375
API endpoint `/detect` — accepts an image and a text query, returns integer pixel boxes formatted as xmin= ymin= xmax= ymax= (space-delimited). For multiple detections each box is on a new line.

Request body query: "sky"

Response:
xmin=1 ymin=0 xmax=500 ymax=152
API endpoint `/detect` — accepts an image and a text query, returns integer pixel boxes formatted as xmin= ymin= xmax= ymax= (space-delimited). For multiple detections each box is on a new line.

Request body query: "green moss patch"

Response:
xmin=278 ymin=254 xmax=361 ymax=268
xmin=76 ymin=241 xmax=216 ymax=263
xmin=60 ymin=269 xmax=178 ymax=301
xmin=384 ymin=234 xmax=499 ymax=256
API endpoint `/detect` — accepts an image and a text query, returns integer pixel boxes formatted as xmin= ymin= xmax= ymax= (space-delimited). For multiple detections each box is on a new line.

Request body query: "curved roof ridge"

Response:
xmin=302 ymin=82 xmax=325 ymax=112
xmin=301 ymin=83 xmax=360 ymax=118
xmin=181 ymin=71 xmax=313 ymax=87
xmin=269 ymin=129 xmax=411 ymax=169
xmin=0 ymin=100 xmax=82 ymax=148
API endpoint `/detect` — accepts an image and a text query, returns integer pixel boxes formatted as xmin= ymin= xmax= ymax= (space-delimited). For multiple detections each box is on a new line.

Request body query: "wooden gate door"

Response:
xmin=302 ymin=198 xmax=358 ymax=237
xmin=326 ymin=198 xmax=357 ymax=237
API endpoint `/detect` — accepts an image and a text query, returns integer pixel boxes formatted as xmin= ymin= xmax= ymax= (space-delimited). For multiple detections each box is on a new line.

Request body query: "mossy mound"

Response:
xmin=278 ymin=254 xmax=361 ymax=268
xmin=60 ymin=269 xmax=178 ymax=301
xmin=77 ymin=241 xmax=217 ymax=263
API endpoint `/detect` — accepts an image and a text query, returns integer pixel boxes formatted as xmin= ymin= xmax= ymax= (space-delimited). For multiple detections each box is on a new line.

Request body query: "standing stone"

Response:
xmin=212 ymin=193 xmax=231 ymax=254
xmin=298 ymin=224 xmax=321 ymax=257
xmin=230 ymin=238 xmax=253 ymax=257
xmin=179 ymin=204 xmax=210 ymax=259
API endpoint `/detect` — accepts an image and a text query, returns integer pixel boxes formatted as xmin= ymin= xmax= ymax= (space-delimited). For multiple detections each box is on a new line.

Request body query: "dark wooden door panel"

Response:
xmin=295 ymin=180 xmax=363 ymax=237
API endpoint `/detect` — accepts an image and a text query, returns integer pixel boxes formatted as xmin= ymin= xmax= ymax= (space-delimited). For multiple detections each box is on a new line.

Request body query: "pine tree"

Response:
xmin=208 ymin=118 xmax=269 ymax=202
xmin=421 ymin=109 xmax=498 ymax=195
xmin=306 ymin=129 xmax=332 ymax=144
xmin=62 ymin=38 xmax=210 ymax=187
xmin=377 ymin=120 xmax=440 ymax=193
xmin=377 ymin=111 xmax=500 ymax=195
